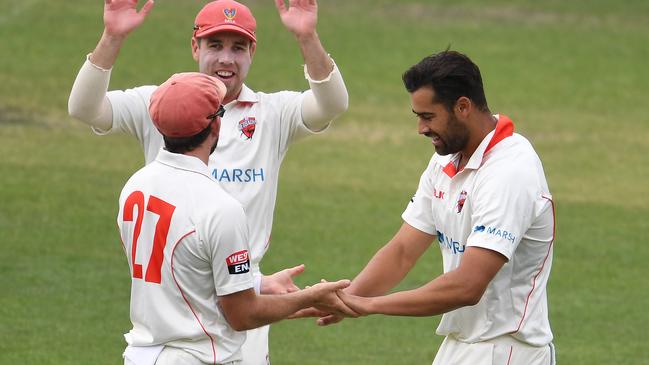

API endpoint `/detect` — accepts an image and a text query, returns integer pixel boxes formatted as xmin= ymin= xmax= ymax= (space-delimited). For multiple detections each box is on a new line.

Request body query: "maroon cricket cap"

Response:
xmin=149 ymin=72 xmax=227 ymax=138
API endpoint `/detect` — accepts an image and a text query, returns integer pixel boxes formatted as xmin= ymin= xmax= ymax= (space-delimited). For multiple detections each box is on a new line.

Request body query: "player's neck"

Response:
xmin=184 ymin=147 xmax=210 ymax=166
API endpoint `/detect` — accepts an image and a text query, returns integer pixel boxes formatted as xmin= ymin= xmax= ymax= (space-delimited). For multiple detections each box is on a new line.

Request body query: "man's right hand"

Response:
xmin=103 ymin=0 xmax=155 ymax=38
xmin=307 ymin=279 xmax=359 ymax=319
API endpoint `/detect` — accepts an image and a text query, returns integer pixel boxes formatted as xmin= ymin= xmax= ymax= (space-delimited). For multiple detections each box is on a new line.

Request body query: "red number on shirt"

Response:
xmin=122 ymin=191 xmax=176 ymax=284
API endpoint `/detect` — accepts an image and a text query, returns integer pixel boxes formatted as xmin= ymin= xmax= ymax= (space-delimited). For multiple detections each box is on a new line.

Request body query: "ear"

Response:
xmin=249 ymin=42 xmax=256 ymax=58
xmin=191 ymin=37 xmax=200 ymax=62
xmin=454 ymin=96 xmax=472 ymax=118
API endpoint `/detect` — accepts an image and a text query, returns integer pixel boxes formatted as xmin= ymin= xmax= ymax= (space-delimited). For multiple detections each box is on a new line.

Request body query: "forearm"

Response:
xmin=301 ymin=58 xmax=348 ymax=130
xmin=297 ymin=32 xmax=332 ymax=80
xmin=347 ymin=244 xmax=415 ymax=297
xmin=243 ymin=291 xmax=314 ymax=329
xmin=347 ymin=247 xmax=507 ymax=317
xmin=359 ymin=270 xmax=479 ymax=317
xmin=68 ymin=54 xmax=113 ymax=131
xmin=90 ymin=30 xmax=127 ymax=69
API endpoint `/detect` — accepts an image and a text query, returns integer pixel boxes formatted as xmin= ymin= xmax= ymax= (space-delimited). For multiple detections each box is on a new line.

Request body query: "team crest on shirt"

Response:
xmin=223 ymin=8 xmax=236 ymax=21
xmin=456 ymin=190 xmax=467 ymax=213
xmin=226 ymin=250 xmax=250 ymax=274
xmin=238 ymin=117 xmax=256 ymax=140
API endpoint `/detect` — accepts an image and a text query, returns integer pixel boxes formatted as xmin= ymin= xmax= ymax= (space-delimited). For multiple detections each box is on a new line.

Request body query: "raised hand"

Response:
xmin=274 ymin=0 xmax=318 ymax=38
xmin=103 ymin=0 xmax=155 ymax=38
xmin=261 ymin=264 xmax=305 ymax=294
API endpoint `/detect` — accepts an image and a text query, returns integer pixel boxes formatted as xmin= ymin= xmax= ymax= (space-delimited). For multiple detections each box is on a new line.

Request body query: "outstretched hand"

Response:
xmin=261 ymin=264 xmax=305 ymax=294
xmin=103 ymin=0 xmax=154 ymax=38
xmin=274 ymin=0 xmax=318 ymax=38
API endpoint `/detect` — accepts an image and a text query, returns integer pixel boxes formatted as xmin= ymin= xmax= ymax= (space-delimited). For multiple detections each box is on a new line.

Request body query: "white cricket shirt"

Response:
xmin=117 ymin=150 xmax=254 ymax=364
xmin=106 ymin=84 xmax=320 ymax=273
xmin=402 ymin=115 xmax=555 ymax=346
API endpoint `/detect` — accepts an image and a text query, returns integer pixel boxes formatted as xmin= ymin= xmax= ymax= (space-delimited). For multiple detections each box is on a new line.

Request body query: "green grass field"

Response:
xmin=1 ymin=0 xmax=648 ymax=363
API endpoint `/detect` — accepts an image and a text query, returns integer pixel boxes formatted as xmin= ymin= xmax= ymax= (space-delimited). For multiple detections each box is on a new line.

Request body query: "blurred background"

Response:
xmin=1 ymin=0 xmax=648 ymax=363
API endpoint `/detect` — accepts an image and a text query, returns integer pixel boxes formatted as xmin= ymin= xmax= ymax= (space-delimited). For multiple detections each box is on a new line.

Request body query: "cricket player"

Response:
xmin=318 ymin=51 xmax=556 ymax=364
xmin=68 ymin=0 xmax=348 ymax=363
xmin=118 ymin=72 xmax=353 ymax=365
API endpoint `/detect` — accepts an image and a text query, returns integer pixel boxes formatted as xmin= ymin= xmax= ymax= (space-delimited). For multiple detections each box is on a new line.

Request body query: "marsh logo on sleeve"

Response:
xmin=238 ymin=117 xmax=256 ymax=140
xmin=226 ymin=250 xmax=250 ymax=274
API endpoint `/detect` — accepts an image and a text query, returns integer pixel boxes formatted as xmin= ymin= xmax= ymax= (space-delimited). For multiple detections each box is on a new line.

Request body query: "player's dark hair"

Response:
xmin=402 ymin=50 xmax=489 ymax=112
xmin=163 ymin=120 xmax=214 ymax=154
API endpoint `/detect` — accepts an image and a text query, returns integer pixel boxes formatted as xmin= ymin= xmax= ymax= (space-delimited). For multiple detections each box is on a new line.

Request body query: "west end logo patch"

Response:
xmin=238 ymin=117 xmax=256 ymax=140
xmin=456 ymin=190 xmax=467 ymax=213
xmin=226 ymin=250 xmax=250 ymax=274
xmin=223 ymin=8 xmax=237 ymax=21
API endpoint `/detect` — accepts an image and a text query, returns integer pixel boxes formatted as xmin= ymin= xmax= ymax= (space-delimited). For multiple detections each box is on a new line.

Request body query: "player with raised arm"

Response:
xmin=68 ymin=1 xmax=349 ymax=363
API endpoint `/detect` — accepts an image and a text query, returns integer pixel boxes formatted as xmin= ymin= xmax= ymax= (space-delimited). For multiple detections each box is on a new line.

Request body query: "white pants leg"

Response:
xmin=240 ymin=325 xmax=270 ymax=365
xmin=432 ymin=336 xmax=556 ymax=365
xmin=124 ymin=346 xmax=241 ymax=365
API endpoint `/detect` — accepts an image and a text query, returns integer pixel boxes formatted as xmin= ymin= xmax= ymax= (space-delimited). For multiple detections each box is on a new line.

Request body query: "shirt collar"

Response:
xmin=440 ymin=114 xmax=515 ymax=178
xmin=225 ymin=84 xmax=258 ymax=108
xmin=155 ymin=149 xmax=212 ymax=179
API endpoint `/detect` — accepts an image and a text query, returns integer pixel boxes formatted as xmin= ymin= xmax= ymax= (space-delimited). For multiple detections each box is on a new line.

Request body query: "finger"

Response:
xmin=329 ymin=279 xmax=351 ymax=290
xmin=274 ymin=0 xmax=287 ymax=13
xmin=289 ymin=307 xmax=329 ymax=319
xmin=317 ymin=314 xmax=344 ymax=326
xmin=287 ymin=264 xmax=305 ymax=278
xmin=330 ymin=300 xmax=361 ymax=318
xmin=139 ymin=0 xmax=155 ymax=16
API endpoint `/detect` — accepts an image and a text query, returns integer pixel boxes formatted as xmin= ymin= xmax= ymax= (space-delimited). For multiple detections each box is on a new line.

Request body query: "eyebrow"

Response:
xmin=412 ymin=110 xmax=435 ymax=118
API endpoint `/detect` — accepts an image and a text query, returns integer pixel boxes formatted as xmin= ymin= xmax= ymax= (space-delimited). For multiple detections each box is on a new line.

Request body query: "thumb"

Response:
xmin=329 ymin=279 xmax=351 ymax=290
xmin=287 ymin=264 xmax=305 ymax=278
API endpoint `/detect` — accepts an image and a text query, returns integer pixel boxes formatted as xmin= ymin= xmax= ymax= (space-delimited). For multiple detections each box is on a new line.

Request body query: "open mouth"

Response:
xmin=216 ymin=70 xmax=235 ymax=80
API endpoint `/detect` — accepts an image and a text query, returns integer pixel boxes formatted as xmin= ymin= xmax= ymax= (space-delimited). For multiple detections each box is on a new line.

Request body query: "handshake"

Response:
xmin=262 ymin=264 xmax=366 ymax=326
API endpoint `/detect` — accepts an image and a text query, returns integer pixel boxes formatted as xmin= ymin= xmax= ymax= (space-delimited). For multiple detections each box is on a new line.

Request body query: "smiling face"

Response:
xmin=192 ymin=31 xmax=256 ymax=104
xmin=411 ymin=86 xmax=470 ymax=156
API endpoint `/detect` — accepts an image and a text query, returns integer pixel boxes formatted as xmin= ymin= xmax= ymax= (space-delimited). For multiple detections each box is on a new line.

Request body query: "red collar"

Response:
xmin=442 ymin=114 xmax=514 ymax=178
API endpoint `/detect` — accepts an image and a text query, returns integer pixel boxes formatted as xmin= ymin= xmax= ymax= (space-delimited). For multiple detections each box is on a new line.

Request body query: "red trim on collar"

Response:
xmin=441 ymin=115 xmax=514 ymax=178
xmin=443 ymin=162 xmax=458 ymax=178
xmin=484 ymin=115 xmax=514 ymax=155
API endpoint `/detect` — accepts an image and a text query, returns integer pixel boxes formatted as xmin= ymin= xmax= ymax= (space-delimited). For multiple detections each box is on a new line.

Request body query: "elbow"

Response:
xmin=229 ymin=320 xmax=250 ymax=332
xmin=460 ymin=285 xmax=487 ymax=307
xmin=67 ymin=98 xmax=81 ymax=120
xmin=332 ymin=93 xmax=349 ymax=117
xmin=67 ymin=97 xmax=92 ymax=123
xmin=329 ymin=92 xmax=349 ymax=119
xmin=225 ymin=314 xmax=254 ymax=332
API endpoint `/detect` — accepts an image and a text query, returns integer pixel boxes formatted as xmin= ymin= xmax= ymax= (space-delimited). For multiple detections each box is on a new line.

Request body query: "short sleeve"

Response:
xmin=106 ymin=86 xmax=158 ymax=141
xmin=402 ymin=161 xmax=437 ymax=235
xmin=204 ymin=203 xmax=254 ymax=296
xmin=466 ymin=167 xmax=538 ymax=260
xmin=274 ymin=91 xmax=317 ymax=152
xmin=106 ymin=86 xmax=164 ymax=164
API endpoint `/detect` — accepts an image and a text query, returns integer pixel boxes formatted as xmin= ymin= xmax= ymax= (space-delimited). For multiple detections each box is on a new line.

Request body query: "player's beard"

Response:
xmin=434 ymin=113 xmax=470 ymax=156
xmin=210 ymin=137 xmax=219 ymax=154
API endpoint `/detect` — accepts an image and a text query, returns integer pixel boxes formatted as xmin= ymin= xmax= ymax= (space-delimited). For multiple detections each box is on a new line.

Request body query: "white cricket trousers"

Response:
xmin=432 ymin=335 xmax=556 ymax=365
xmin=240 ymin=325 xmax=270 ymax=365
xmin=123 ymin=346 xmax=241 ymax=365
